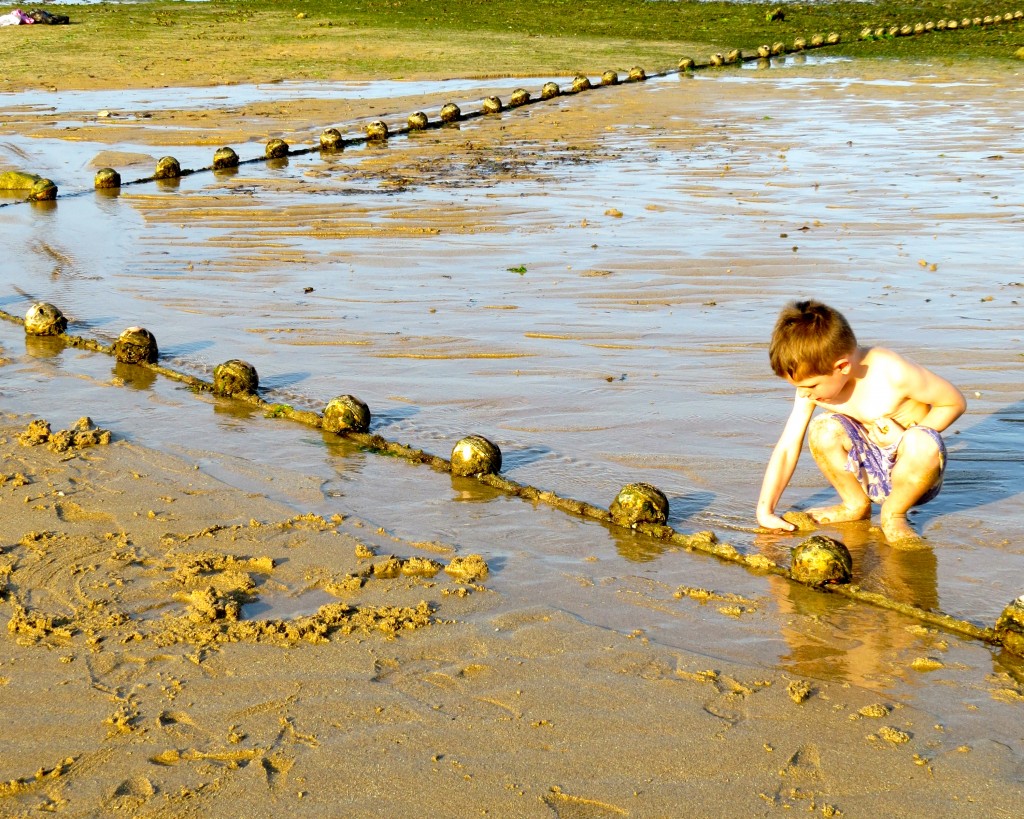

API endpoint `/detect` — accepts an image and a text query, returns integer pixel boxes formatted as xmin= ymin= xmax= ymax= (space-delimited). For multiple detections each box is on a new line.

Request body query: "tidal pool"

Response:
xmin=1 ymin=60 xmax=1022 ymax=745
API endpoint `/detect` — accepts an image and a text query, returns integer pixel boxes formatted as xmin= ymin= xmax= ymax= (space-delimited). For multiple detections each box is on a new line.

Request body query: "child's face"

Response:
xmin=788 ymin=360 xmax=851 ymax=402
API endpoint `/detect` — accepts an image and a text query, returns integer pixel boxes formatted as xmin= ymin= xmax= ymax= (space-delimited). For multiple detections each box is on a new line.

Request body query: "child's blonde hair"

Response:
xmin=769 ymin=300 xmax=856 ymax=380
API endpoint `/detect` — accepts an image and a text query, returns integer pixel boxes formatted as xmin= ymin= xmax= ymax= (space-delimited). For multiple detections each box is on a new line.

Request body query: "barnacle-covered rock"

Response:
xmin=757 ymin=44 xmax=771 ymax=57
xmin=439 ymin=103 xmax=461 ymax=123
xmin=609 ymin=482 xmax=669 ymax=527
xmin=601 ymin=70 xmax=619 ymax=85
xmin=678 ymin=57 xmax=695 ymax=70
xmin=212 ymin=147 xmax=239 ymax=169
xmin=154 ymin=156 xmax=181 ymax=179
xmin=792 ymin=37 xmax=807 ymax=51
xmin=725 ymin=49 xmax=742 ymax=64
xmin=114 ymin=326 xmax=158 ymax=364
xmin=320 ymin=128 xmax=344 ymax=150
xmin=445 ymin=554 xmax=489 ymax=583
xmin=540 ymin=82 xmax=560 ymax=100
xmin=509 ymin=89 xmax=531 ymax=107
xmin=265 ymin=139 xmax=289 ymax=158
xmin=450 ymin=435 xmax=502 ymax=477
xmin=827 ymin=31 xmax=841 ymax=44
xmin=771 ymin=41 xmax=786 ymax=55
xmin=995 ymin=596 xmax=1024 ymax=657
xmin=366 ymin=120 xmax=389 ymax=141
xmin=213 ymin=359 xmax=259 ymax=397
xmin=571 ymin=75 xmax=591 ymax=93
xmin=94 ymin=168 xmax=121 ymax=189
xmin=627 ymin=66 xmax=647 ymax=81
xmin=322 ymin=395 xmax=370 ymax=434
xmin=481 ymin=96 xmax=502 ymax=114
xmin=899 ymin=24 xmax=913 ymax=36
xmin=24 ymin=302 xmax=67 ymax=336
xmin=810 ymin=33 xmax=825 ymax=47
xmin=407 ymin=112 xmax=429 ymax=130
xmin=790 ymin=535 xmax=853 ymax=587
xmin=709 ymin=53 xmax=725 ymax=66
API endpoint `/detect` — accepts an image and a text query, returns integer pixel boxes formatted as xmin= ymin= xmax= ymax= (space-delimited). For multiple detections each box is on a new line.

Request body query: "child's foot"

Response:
xmin=881 ymin=514 xmax=927 ymax=550
xmin=807 ymin=503 xmax=871 ymax=525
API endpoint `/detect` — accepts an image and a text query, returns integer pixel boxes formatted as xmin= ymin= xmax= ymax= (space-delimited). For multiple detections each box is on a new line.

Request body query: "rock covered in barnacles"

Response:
xmin=450 ymin=435 xmax=502 ymax=477
xmin=212 ymin=147 xmax=239 ymax=169
xmin=213 ymin=359 xmax=259 ymax=397
xmin=627 ymin=66 xmax=646 ymax=81
xmin=601 ymin=70 xmax=619 ymax=85
xmin=678 ymin=57 xmax=695 ymax=71
xmin=320 ymin=128 xmax=344 ymax=150
xmin=709 ymin=53 xmax=725 ymax=66
xmin=407 ymin=112 xmax=429 ymax=130
xmin=725 ymin=49 xmax=742 ymax=64
xmin=265 ymin=139 xmax=289 ymax=158
xmin=609 ymin=482 xmax=669 ymax=527
xmin=114 ymin=326 xmax=158 ymax=364
xmin=810 ymin=33 xmax=825 ymax=47
xmin=995 ymin=596 xmax=1024 ymax=657
xmin=366 ymin=121 xmax=389 ymax=141
xmin=154 ymin=156 xmax=181 ymax=179
xmin=792 ymin=37 xmax=807 ymax=51
xmin=322 ymin=395 xmax=371 ymax=434
xmin=757 ymin=44 xmax=771 ymax=57
xmin=481 ymin=95 xmax=502 ymax=114
xmin=94 ymin=168 xmax=121 ymax=189
xmin=445 ymin=554 xmax=489 ymax=583
xmin=771 ymin=41 xmax=786 ymax=55
xmin=827 ymin=32 xmax=841 ymax=44
xmin=790 ymin=535 xmax=853 ymax=586
xmin=540 ymin=82 xmax=560 ymax=100
xmin=439 ymin=103 xmax=461 ymax=123
xmin=571 ymin=75 xmax=591 ymax=93
xmin=24 ymin=302 xmax=67 ymax=336
xmin=509 ymin=89 xmax=531 ymax=107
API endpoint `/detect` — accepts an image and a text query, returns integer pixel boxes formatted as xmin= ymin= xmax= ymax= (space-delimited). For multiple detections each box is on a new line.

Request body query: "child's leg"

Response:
xmin=806 ymin=414 xmax=872 ymax=524
xmin=880 ymin=426 xmax=944 ymax=547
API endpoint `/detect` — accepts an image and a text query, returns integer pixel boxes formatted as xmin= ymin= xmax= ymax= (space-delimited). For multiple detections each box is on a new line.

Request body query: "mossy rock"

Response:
xmin=439 ymin=103 xmax=461 ymax=123
xmin=790 ymin=535 xmax=853 ymax=587
xmin=407 ymin=112 xmax=429 ymax=130
xmin=1 ymin=170 xmax=57 ymax=200
xmin=213 ymin=359 xmax=259 ymax=397
xmin=540 ymin=82 xmax=560 ymax=100
xmin=322 ymin=395 xmax=371 ymax=434
xmin=609 ymin=482 xmax=669 ymax=527
xmin=114 ymin=326 xmax=158 ymax=364
xmin=571 ymin=75 xmax=591 ymax=93
xmin=94 ymin=168 xmax=121 ymax=189
xmin=450 ymin=435 xmax=501 ymax=477
xmin=366 ymin=121 xmax=389 ymax=141
xmin=24 ymin=302 xmax=67 ymax=336
xmin=320 ymin=128 xmax=344 ymax=150
xmin=601 ymin=70 xmax=619 ymax=85
xmin=481 ymin=96 xmax=502 ymax=114
xmin=509 ymin=89 xmax=531 ymax=107
xmin=212 ymin=147 xmax=239 ymax=169
xmin=265 ymin=139 xmax=289 ymax=159
xmin=154 ymin=156 xmax=181 ymax=179
xmin=995 ymin=596 xmax=1024 ymax=657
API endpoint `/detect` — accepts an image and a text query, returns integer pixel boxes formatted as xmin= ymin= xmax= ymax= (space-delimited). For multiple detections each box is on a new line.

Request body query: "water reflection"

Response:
xmin=24 ymin=335 xmax=65 ymax=359
xmin=113 ymin=360 xmax=157 ymax=391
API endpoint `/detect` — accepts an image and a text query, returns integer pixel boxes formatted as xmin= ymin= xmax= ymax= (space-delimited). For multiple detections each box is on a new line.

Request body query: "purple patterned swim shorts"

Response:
xmin=829 ymin=413 xmax=946 ymax=506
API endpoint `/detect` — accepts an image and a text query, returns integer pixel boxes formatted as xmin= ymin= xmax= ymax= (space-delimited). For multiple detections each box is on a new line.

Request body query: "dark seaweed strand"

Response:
xmin=0 ymin=305 xmax=1011 ymax=651
xmin=2 ymin=12 xmax=1019 ymax=207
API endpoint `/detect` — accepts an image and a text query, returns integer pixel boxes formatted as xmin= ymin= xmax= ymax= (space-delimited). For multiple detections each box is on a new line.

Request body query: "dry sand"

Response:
xmin=2 ymin=413 xmax=1022 ymax=816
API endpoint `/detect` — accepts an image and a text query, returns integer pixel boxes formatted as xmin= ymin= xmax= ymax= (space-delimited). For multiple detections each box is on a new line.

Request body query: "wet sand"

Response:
xmin=2 ymin=55 xmax=1024 ymax=814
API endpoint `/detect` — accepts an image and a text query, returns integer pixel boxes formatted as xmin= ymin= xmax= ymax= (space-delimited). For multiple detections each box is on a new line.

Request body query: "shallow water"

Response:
xmin=1 ymin=62 xmax=1022 ymax=738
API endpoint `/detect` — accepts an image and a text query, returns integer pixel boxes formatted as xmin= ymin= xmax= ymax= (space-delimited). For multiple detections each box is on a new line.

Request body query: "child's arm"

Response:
xmin=756 ymin=395 xmax=816 ymax=531
xmin=889 ymin=358 xmax=967 ymax=433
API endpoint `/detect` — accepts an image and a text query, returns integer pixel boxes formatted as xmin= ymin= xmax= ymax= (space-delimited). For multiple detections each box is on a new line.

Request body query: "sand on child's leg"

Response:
xmin=806 ymin=414 xmax=872 ymax=524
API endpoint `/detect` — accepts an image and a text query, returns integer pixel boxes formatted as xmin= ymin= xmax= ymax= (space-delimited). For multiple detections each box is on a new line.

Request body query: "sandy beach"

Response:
xmin=3 ymin=4 xmax=1024 ymax=815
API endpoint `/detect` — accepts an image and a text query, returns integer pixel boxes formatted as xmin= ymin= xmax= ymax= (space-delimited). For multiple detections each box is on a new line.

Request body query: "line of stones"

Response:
xmin=7 ymin=8 xmax=1020 ymax=205
xmin=3 ymin=302 xmax=1022 ymax=655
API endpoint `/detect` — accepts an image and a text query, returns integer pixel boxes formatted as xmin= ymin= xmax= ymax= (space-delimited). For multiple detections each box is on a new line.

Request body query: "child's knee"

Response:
xmin=898 ymin=426 xmax=943 ymax=469
xmin=808 ymin=414 xmax=849 ymax=457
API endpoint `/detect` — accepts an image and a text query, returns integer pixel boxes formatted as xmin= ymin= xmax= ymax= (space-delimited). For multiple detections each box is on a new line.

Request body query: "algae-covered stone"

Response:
xmin=450 ymin=435 xmax=502 ymax=477
xmin=709 ymin=53 xmax=725 ymax=66
xmin=445 ymin=554 xmax=489 ymax=583
xmin=322 ymin=394 xmax=370 ymax=434
xmin=407 ymin=112 xmax=429 ymax=130
xmin=725 ymin=49 xmax=742 ymax=64
xmin=627 ymin=66 xmax=647 ymax=82
xmin=540 ymin=82 xmax=560 ymax=100
xmin=212 ymin=147 xmax=239 ymax=169
xmin=771 ymin=42 xmax=786 ymax=55
xmin=265 ymin=139 xmax=289 ymax=159
xmin=320 ymin=128 xmax=344 ymax=150
xmin=0 ymin=171 xmax=57 ymax=200
xmin=571 ymin=75 xmax=591 ymax=93
xmin=790 ymin=535 xmax=852 ymax=586
xmin=678 ymin=57 xmax=695 ymax=71
xmin=757 ymin=44 xmax=771 ymax=57
xmin=792 ymin=37 xmax=807 ymax=51
xmin=481 ymin=96 xmax=502 ymax=114
xmin=154 ymin=156 xmax=181 ymax=179
xmin=509 ymin=89 xmax=531 ymax=107
xmin=366 ymin=121 xmax=389 ymax=141
xmin=439 ymin=103 xmax=461 ymax=123
xmin=601 ymin=70 xmax=619 ymax=85
xmin=810 ymin=33 xmax=825 ymax=47
xmin=995 ymin=595 xmax=1024 ymax=657
xmin=94 ymin=168 xmax=121 ymax=189
xmin=401 ymin=557 xmax=443 ymax=578
xmin=827 ymin=32 xmax=841 ymax=44
xmin=213 ymin=359 xmax=259 ymax=397
xmin=24 ymin=302 xmax=67 ymax=336
xmin=114 ymin=326 xmax=158 ymax=364
xmin=609 ymin=482 xmax=669 ymax=527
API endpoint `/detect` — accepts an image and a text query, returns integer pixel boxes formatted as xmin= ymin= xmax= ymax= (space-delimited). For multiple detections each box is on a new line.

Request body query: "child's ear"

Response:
xmin=834 ymin=357 xmax=852 ymax=374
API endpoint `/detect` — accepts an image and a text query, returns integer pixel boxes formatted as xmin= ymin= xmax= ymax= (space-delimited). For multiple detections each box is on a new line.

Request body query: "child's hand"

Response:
xmin=757 ymin=510 xmax=796 ymax=532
